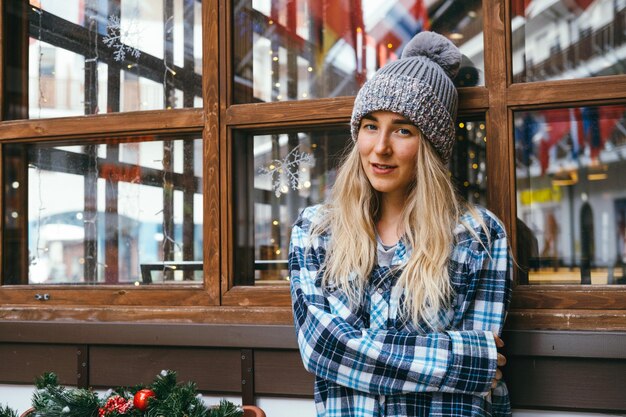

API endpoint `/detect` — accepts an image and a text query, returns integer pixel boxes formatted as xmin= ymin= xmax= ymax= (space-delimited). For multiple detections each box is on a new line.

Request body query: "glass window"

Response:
xmin=233 ymin=0 xmax=484 ymax=103
xmin=511 ymin=0 xmax=626 ymax=83
xmin=232 ymin=127 xmax=349 ymax=285
xmin=514 ymin=105 xmax=626 ymax=285
xmin=5 ymin=0 xmax=202 ymax=119
xmin=232 ymin=116 xmax=487 ymax=286
xmin=450 ymin=118 xmax=488 ymax=206
xmin=2 ymin=134 xmax=203 ymax=285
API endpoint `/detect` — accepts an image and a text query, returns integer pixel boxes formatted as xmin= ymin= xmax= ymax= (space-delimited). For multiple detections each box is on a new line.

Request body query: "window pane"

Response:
xmin=4 ymin=0 xmax=202 ymax=120
xmin=232 ymin=128 xmax=349 ymax=285
xmin=232 ymin=116 xmax=486 ymax=286
xmin=514 ymin=105 xmax=626 ymax=285
xmin=511 ymin=0 xmax=626 ymax=83
xmin=450 ymin=118 xmax=488 ymax=206
xmin=233 ymin=0 xmax=484 ymax=103
xmin=2 ymin=134 xmax=203 ymax=285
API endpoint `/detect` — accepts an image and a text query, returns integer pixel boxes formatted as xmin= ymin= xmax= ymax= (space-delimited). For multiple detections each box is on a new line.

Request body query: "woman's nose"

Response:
xmin=373 ymin=130 xmax=391 ymax=154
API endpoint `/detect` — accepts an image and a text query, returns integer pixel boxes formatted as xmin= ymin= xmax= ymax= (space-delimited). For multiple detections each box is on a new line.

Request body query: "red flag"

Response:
xmin=309 ymin=0 xmax=363 ymax=49
xmin=598 ymin=105 xmax=625 ymax=144
xmin=309 ymin=0 xmax=365 ymax=82
xmin=369 ymin=0 xmax=429 ymax=64
xmin=539 ymin=108 xmax=577 ymax=173
xmin=511 ymin=0 xmax=532 ymax=17
xmin=544 ymin=108 xmax=572 ymax=147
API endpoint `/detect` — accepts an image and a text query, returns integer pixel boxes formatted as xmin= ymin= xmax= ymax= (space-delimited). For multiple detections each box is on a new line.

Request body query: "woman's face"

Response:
xmin=357 ymin=111 xmax=421 ymax=199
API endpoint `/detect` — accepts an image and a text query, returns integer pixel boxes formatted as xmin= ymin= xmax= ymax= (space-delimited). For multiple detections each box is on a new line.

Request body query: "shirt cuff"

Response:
xmin=440 ymin=330 xmax=497 ymax=394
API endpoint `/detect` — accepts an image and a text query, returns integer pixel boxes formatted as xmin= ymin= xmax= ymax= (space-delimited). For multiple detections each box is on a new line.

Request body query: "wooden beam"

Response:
xmin=0 ymin=108 xmax=204 ymax=141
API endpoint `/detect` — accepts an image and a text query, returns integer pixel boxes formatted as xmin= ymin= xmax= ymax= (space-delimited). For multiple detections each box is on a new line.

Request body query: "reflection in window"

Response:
xmin=2 ymin=135 xmax=203 ymax=285
xmin=511 ymin=0 xmax=626 ymax=83
xmin=233 ymin=0 xmax=484 ymax=103
xmin=4 ymin=0 xmax=202 ymax=120
xmin=232 ymin=128 xmax=349 ymax=285
xmin=232 ymin=117 xmax=487 ymax=285
xmin=514 ymin=105 xmax=626 ymax=284
xmin=450 ymin=118 xmax=488 ymax=206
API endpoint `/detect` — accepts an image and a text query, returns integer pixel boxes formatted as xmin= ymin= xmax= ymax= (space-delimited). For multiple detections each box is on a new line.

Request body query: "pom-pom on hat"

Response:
xmin=351 ymin=31 xmax=461 ymax=163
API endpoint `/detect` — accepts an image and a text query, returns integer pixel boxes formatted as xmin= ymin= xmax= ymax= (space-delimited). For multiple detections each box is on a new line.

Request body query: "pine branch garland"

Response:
xmin=208 ymin=400 xmax=243 ymax=417
xmin=18 ymin=370 xmax=243 ymax=417
xmin=0 ymin=404 xmax=19 ymax=417
xmin=147 ymin=380 xmax=209 ymax=417
xmin=32 ymin=372 xmax=99 ymax=417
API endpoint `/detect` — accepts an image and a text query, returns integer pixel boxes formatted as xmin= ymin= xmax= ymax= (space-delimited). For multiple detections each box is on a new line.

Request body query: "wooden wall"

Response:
xmin=1 ymin=322 xmax=625 ymax=412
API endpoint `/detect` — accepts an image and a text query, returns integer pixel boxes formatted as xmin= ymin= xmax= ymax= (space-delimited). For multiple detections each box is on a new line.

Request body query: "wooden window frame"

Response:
xmin=0 ymin=0 xmax=225 ymax=319
xmin=0 ymin=0 xmax=624 ymax=330
xmin=219 ymin=0 xmax=626 ymax=331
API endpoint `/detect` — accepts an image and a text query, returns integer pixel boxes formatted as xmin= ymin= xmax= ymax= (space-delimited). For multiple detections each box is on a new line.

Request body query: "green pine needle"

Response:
xmin=31 ymin=373 xmax=99 ymax=417
xmin=150 ymin=370 xmax=178 ymax=398
xmin=35 ymin=372 xmax=59 ymax=389
xmin=208 ymin=400 xmax=243 ymax=417
xmin=25 ymin=371 xmax=243 ymax=417
xmin=0 ymin=404 xmax=19 ymax=417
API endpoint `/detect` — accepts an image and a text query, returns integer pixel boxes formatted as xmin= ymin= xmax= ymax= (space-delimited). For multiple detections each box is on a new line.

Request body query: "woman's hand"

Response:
xmin=491 ymin=333 xmax=506 ymax=389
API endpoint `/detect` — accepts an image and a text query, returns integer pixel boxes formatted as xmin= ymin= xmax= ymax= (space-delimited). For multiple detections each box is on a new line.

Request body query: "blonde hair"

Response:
xmin=311 ymin=135 xmax=481 ymax=329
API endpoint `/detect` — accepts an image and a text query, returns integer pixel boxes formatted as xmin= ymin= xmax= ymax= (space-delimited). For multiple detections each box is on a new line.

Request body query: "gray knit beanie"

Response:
xmin=351 ymin=31 xmax=461 ymax=163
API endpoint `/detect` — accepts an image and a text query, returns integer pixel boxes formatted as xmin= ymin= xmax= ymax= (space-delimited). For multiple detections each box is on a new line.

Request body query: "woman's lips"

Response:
xmin=371 ymin=162 xmax=397 ymax=174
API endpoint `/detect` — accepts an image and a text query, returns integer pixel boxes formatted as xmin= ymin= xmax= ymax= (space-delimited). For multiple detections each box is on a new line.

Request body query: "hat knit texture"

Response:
xmin=351 ymin=31 xmax=461 ymax=163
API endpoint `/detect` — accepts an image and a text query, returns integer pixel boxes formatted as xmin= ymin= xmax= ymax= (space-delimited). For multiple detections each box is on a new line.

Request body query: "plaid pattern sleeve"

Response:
xmin=290 ymin=206 xmax=497 ymax=396
xmin=449 ymin=209 xmax=514 ymax=416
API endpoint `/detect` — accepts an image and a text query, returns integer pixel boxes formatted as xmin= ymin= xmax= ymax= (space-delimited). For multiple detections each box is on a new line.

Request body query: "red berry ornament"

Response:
xmin=133 ymin=389 xmax=156 ymax=411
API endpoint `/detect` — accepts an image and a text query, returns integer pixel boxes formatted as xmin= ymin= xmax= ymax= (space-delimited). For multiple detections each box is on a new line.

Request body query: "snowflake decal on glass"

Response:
xmin=258 ymin=145 xmax=314 ymax=198
xmin=103 ymin=15 xmax=142 ymax=62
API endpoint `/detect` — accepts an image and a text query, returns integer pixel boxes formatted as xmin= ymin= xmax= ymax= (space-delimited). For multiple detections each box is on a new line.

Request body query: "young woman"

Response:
xmin=289 ymin=32 xmax=512 ymax=417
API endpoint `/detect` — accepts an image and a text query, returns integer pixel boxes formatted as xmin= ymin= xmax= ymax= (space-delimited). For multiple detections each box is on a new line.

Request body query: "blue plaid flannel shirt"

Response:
xmin=289 ymin=204 xmax=513 ymax=417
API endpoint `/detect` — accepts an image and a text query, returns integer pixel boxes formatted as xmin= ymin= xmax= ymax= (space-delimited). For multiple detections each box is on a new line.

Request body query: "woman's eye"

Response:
xmin=362 ymin=123 xmax=377 ymax=131
xmin=398 ymin=128 xmax=412 ymax=135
